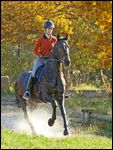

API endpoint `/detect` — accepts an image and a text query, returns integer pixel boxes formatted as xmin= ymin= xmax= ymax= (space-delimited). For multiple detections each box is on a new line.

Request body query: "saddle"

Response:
xmin=33 ymin=65 xmax=46 ymax=95
xmin=35 ymin=65 xmax=45 ymax=83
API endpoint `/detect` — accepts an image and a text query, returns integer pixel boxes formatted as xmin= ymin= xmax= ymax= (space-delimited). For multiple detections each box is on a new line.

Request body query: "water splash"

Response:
xmin=2 ymin=104 xmax=66 ymax=137
xmin=16 ymin=108 xmax=65 ymax=137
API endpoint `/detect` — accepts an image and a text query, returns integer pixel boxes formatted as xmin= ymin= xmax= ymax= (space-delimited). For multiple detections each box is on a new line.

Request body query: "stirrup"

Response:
xmin=64 ymin=94 xmax=69 ymax=99
xmin=23 ymin=91 xmax=31 ymax=101
xmin=64 ymin=91 xmax=69 ymax=99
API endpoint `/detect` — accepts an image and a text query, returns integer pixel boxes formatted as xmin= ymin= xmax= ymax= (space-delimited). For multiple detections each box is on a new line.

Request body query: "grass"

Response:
xmin=69 ymin=83 xmax=101 ymax=90
xmin=65 ymin=95 xmax=112 ymax=137
xmin=65 ymin=95 xmax=112 ymax=115
xmin=1 ymin=85 xmax=112 ymax=149
xmin=1 ymin=128 xmax=112 ymax=149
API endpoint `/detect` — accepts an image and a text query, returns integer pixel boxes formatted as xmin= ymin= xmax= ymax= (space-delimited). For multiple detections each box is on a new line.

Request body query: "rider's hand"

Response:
xmin=42 ymin=56 xmax=48 ymax=60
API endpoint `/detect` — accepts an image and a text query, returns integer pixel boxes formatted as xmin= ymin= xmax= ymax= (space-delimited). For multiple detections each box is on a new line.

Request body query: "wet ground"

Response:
xmin=1 ymin=95 xmax=84 ymax=137
xmin=2 ymin=94 xmax=111 ymax=138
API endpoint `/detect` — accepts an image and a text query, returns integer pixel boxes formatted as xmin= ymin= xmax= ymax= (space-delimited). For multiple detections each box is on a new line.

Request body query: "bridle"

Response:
xmin=47 ymin=41 xmax=69 ymax=65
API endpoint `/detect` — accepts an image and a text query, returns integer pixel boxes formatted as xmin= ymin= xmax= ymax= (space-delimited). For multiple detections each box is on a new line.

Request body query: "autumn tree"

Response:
xmin=1 ymin=1 xmax=112 ymax=88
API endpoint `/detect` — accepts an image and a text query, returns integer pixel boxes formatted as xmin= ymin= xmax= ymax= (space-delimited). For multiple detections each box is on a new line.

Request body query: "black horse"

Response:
xmin=15 ymin=34 xmax=71 ymax=136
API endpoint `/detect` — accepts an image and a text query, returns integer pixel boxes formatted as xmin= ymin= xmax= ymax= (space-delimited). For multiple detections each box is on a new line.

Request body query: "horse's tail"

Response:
xmin=14 ymin=72 xmax=30 ymax=107
xmin=15 ymin=73 xmax=25 ymax=108
xmin=14 ymin=72 xmax=26 ymax=95
xmin=14 ymin=79 xmax=18 ymax=95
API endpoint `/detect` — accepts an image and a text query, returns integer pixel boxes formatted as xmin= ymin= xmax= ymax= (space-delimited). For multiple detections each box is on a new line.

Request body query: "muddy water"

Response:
xmin=1 ymin=95 xmax=86 ymax=137
xmin=1 ymin=105 xmax=24 ymax=131
xmin=1 ymin=97 xmax=75 ymax=137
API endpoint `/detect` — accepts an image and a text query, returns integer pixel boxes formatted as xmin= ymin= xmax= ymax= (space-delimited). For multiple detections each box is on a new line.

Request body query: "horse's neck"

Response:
xmin=48 ymin=43 xmax=63 ymax=74
xmin=46 ymin=60 xmax=63 ymax=75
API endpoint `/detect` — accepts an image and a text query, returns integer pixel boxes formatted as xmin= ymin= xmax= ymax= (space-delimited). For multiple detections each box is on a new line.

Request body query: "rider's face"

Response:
xmin=45 ymin=28 xmax=53 ymax=35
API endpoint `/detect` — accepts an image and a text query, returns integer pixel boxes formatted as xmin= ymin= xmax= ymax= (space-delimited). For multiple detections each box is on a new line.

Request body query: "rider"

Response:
xmin=23 ymin=19 xmax=56 ymax=100
xmin=23 ymin=19 xmax=69 ymax=101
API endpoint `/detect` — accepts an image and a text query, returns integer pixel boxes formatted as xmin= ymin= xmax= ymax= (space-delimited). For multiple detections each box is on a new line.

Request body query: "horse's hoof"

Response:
xmin=63 ymin=130 xmax=69 ymax=136
xmin=48 ymin=118 xmax=54 ymax=126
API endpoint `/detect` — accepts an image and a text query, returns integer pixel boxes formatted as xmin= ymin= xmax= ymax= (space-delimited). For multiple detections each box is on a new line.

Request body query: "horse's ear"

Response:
xmin=57 ymin=33 xmax=60 ymax=41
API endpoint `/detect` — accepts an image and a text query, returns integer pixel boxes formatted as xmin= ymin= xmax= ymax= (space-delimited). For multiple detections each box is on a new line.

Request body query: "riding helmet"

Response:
xmin=44 ymin=19 xmax=55 ymax=28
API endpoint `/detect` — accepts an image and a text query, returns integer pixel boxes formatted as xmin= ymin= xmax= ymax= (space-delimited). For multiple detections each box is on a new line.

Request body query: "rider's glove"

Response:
xmin=42 ymin=56 xmax=48 ymax=60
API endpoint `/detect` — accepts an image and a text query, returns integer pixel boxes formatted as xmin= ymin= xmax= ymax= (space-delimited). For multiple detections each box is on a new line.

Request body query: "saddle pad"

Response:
xmin=21 ymin=65 xmax=45 ymax=91
xmin=22 ymin=71 xmax=31 ymax=90
xmin=35 ymin=65 xmax=45 ymax=83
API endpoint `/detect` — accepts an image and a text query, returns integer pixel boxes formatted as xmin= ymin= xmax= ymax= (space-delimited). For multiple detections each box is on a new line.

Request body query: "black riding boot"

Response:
xmin=23 ymin=75 xmax=34 ymax=100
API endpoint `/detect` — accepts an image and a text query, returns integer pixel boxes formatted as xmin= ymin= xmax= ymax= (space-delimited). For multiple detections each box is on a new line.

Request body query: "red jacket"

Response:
xmin=34 ymin=34 xmax=57 ymax=57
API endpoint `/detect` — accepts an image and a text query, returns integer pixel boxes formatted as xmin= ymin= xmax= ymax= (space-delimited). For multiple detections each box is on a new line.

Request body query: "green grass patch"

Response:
xmin=1 ymin=129 xmax=112 ymax=149
xmin=65 ymin=95 xmax=112 ymax=137
xmin=66 ymin=95 xmax=112 ymax=115
xmin=90 ymin=119 xmax=112 ymax=137
xmin=69 ymin=83 xmax=101 ymax=90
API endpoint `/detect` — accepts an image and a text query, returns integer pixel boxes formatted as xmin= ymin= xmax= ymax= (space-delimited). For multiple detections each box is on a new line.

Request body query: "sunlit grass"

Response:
xmin=1 ymin=128 xmax=112 ymax=149
xmin=65 ymin=95 xmax=112 ymax=115
xmin=69 ymin=83 xmax=101 ymax=90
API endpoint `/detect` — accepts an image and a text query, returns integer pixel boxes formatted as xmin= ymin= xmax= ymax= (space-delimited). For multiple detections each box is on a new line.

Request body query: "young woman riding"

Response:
xmin=23 ymin=19 xmax=56 ymax=100
xmin=23 ymin=19 xmax=69 ymax=101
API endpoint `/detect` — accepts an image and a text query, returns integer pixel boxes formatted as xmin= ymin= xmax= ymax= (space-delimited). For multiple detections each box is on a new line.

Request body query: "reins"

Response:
xmin=46 ymin=58 xmax=64 ymax=64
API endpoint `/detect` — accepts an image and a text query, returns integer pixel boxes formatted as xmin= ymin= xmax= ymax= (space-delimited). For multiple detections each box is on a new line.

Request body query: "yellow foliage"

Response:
xmin=35 ymin=15 xmax=44 ymax=22
xmin=92 ymin=2 xmax=96 ymax=6
xmin=1 ymin=1 xmax=112 ymax=71
xmin=95 ymin=21 xmax=99 ymax=25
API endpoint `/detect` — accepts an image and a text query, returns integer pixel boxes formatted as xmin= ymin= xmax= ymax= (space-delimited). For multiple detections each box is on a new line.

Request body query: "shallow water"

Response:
xmin=1 ymin=102 xmax=69 ymax=137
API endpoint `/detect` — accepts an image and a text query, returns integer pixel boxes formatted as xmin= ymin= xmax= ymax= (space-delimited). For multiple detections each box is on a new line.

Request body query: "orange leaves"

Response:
xmin=1 ymin=1 xmax=112 ymax=72
xmin=55 ymin=14 xmax=73 ymax=35
xmin=92 ymin=2 xmax=96 ymax=6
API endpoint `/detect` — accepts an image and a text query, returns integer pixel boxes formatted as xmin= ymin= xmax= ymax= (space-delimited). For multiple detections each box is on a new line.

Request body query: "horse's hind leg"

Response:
xmin=21 ymin=99 xmax=36 ymax=135
xmin=57 ymin=95 xmax=69 ymax=136
xmin=16 ymin=96 xmax=23 ymax=108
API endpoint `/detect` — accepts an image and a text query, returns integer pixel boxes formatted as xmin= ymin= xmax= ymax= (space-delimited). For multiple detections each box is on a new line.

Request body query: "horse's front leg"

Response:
xmin=42 ymin=93 xmax=57 ymax=126
xmin=57 ymin=95 xmax=69 ymax=136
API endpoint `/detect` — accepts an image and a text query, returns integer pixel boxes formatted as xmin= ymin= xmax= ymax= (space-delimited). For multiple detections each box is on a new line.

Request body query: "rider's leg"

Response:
xmin=23 ymin=56 xmax=44 ymax=100
xmin=23 ymin=75 xmax=34 ymax=100
xmin=34 ymin=57 xmax=47 ymax=96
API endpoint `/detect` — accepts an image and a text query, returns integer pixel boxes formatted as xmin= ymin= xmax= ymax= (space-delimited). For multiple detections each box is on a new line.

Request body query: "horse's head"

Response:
xmin=51 ymin=34 xmax=71 ymax=67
